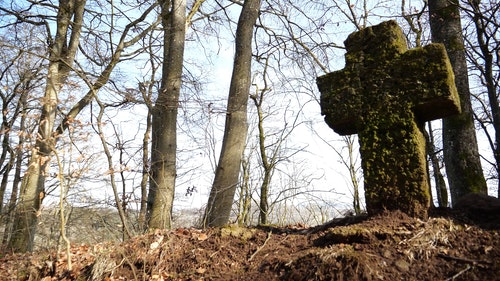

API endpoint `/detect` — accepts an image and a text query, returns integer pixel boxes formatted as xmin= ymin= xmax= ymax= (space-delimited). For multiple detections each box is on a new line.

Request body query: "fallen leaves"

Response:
xmin=150 ymin=234 xmax=164 ymax=250
xmin=0 ymin=212 xmax=498 ymax=280
xmin=192 ymin=231 xmax=209 ymax=241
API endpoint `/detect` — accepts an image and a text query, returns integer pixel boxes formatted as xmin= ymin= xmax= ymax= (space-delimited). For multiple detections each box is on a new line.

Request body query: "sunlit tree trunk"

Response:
xmin=428 ymin=0 xmax=487 ymax=206
xmin=8 ymin=0 xmax=86 ymax=252
xmin=466 ymin=0 xmax=500 ymax=197
xmin=147 ymin=0 xmax=186 ymax=230
xmin=139 ymin=84 xmax=153 ymax=231
xmin=203 ymin=0 xmax=261 ymax=227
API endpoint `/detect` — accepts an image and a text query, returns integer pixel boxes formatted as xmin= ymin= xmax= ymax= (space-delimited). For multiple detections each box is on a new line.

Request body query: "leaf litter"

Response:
xmin=1 ymin=209 xmax=499 ymax=280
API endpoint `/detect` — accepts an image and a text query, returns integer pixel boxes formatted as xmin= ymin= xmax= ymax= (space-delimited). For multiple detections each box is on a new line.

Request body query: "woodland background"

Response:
xmin=0 ymin=0 xmax=499 ymax=253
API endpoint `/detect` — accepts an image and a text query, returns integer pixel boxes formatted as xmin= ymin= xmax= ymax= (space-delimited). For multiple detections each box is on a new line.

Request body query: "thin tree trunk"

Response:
xmin=425 ymin=122 xmax=448 ymax=207
xmin=428 ymin=0 xmax=487 ymax=206
xmin=250 ymin=89 xmax=273 ymax=225
xmin=345 ymin=136 xmax=362 ymax=215
xmin=0 ymin=130 xmax=15 ymax=215
xmin=2 ymin=91 xmax=28 ymax=246
xmin=147 ymin=0 xmax=186 ymax=230
xmin=96 ymin=100 xmax=133 ymax=240
xmin=139 ymin=103 xmax=152 ymax=232
xmin=237 ymin=158 xmax=252 ymax=226
xmin=203 ymin=0 xmax=261 ymax=227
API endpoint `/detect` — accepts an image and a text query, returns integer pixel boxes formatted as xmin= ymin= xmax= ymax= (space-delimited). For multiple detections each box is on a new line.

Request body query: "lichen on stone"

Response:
xmin=317 ymin=20 xmax=460 ymax=218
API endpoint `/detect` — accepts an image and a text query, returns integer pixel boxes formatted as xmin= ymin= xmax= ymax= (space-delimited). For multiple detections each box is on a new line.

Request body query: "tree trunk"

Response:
xmin=428 ymin=0 xmax=487 ymax=206
xmin=345 ymin=136 xmax=362 ymax=215
xmin=425 ymin=122 xmax=448 ymax=207
xmin=250 ymin=90 xmax=273 ymax=225
xmin=237 ymin=158 xmax=252 ymax=226
xmin=8 ymin=0 xmax=86 ymax=252
xmin=203 ymin=0 xmax=261 ymax=227
xmin=147 ymin=0 xmax=186 ymax=230
xmin=139 ymin=97 xmax=152 ymax=232
xmin=2 ymin=89 xmax=29 ymax=245
xmin=467 ymin=0 xmax=500 ymax=197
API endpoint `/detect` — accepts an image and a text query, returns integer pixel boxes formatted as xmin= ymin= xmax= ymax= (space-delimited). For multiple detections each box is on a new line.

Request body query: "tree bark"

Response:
xmin=237 ymin=158 xmax=252 ymax=225
xmin=2 ymin=84 xmax=29 ymax=245
xmin=203 ymin=0 xmax=261 ymax=227
xmin=139 ymin=95 xmax=152 ymax=232
xmin=147 ymin=0 xmax=186 ymax=230
xmin=428 ymin=0 xmax=487 ymax=206
xmin=8 ymin=0 xmax=86 ymax=252
xmin=466 ymin=0 xmax=500 ymax=197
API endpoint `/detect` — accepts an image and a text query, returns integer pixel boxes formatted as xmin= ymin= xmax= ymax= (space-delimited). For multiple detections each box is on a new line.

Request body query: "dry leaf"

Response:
xmin=150 ymin=241 xmax=160 ymax=250
xmin=484 ymin=246 xmax=493 ymax=254
xmin=156 ymin=235 xmax=164 ymax=243
xmin=197 ymin=233 xmax=208 ymax=241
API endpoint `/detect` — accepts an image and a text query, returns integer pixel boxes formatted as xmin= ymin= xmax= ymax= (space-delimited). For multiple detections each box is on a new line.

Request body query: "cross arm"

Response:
xmin=395 ymin=43 xmax=461 ymax=122
xmin=318 ymin=69 xmax=362 ymax=135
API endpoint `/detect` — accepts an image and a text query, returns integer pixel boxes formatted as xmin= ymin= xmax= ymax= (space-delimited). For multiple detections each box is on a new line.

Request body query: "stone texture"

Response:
xmin=317 ymin=20 xmax=460 ymax=218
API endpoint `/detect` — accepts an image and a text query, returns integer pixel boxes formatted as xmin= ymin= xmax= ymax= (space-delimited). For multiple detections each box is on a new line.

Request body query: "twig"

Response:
xmin=249 ymin=231 xmax=272 ymax=261
xmin=438 ymin=253 xmax=491 ymax=268
xmin=445 ymin=264 xmax=472 ymax=281
xmin=53 ymin=148 xmax=72 ymax=271
xmin=120 ymin=252 xmax=138 ymax=281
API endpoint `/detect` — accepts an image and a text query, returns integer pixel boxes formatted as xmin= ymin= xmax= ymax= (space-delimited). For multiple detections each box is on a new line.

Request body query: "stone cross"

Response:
xmin=317 ymin=20 xmax=460 ymax=218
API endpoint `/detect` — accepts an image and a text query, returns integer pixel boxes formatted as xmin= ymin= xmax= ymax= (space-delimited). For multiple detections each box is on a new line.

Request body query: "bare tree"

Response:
xmin=3 ymin=0 xmax=160 ymax=252
xmin=94 ymin=98 xmax=134 ymax=240
xmin=147 ymin=0 xmax=187 ymax=230
xmin=7 ymin=0 xmax=86 ymax=252
xmin=462 ymin=0 xmax=500 ymax=196
xmin=249 ymin=76 xmax=309 ymax=224
xmin=429 ymin=0 xmax=488 ymax=206
xmin=0 ymin=27 xmax=45 ymax=243
xmin=203 ymin=0 xmax=262 ymax=227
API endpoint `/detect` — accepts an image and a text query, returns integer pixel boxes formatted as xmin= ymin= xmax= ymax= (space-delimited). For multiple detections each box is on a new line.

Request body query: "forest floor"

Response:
xmin=1 ymin=198 xmax=500 ymax=280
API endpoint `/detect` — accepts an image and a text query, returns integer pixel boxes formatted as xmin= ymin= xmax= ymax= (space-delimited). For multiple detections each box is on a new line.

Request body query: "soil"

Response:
xmin=1 ymin=208 xmax=499 ymax=281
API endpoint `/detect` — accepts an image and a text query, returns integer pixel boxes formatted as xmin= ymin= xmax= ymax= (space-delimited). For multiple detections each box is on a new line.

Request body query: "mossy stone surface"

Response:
xmin=317 ymin=20 xmax=460 ymax=218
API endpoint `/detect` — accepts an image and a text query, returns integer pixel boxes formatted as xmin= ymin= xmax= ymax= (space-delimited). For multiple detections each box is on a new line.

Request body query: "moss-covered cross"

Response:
xmin=317 ymin=20 xmax=460 ymax=218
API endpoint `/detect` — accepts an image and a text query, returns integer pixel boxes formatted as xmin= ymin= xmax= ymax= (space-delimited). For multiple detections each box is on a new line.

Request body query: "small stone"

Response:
xmin=382 ymin=250 xmax=392 ymax=259
xmin=394 ymin=259 xmax=410 ymax=272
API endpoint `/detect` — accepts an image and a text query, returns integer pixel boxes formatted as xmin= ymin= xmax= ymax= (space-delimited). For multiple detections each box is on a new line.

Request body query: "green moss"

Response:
xmin=318 ymin=21 xmax=460 ymax=218
xmin=220 ymin=224 xmax=255 ymax=241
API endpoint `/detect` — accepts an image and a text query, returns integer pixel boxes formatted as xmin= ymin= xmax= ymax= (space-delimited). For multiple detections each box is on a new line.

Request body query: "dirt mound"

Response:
xmin=1 ymin=210 xmax=499 ymax=280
